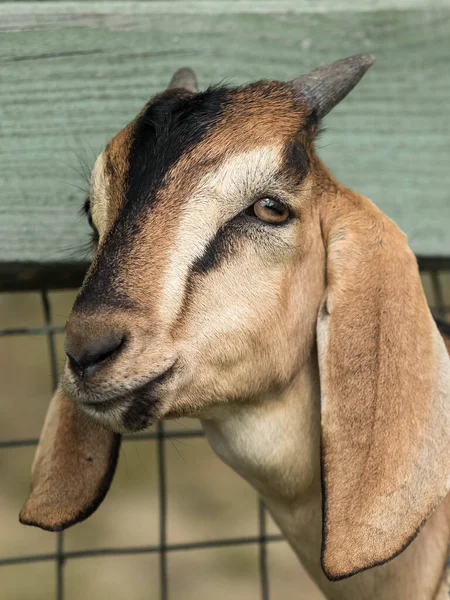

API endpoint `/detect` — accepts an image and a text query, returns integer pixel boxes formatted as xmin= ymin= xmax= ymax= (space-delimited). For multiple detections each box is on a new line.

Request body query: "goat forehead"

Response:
xmin=95 ymin=82 xmax=307 ymax=219
xmin=79 ymin=84 xmax=309 ymax=310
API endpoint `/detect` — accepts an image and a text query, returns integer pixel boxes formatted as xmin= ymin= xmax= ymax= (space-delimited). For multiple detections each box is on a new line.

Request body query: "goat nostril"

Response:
xmin=67 ymin=353 xmax=84 ymax=379
xmin=65 ymin=332 xmax=126 ymax=379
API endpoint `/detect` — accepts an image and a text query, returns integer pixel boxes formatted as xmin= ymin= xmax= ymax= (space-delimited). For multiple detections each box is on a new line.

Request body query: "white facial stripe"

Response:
xmin=90 ymin=153 xmax=109 ymax=233
xmin=205 ymin=145 xmax=284 ymax=203
xmin=159 ymin=145 xmax=283 ymax=322
xmin=316 ymin=301 xmax=330 ymax=414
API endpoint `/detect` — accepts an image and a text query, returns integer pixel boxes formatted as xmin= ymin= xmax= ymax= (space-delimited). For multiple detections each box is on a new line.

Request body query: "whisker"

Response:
xmin=168 ymin=438 xmax=187 ymax=463
xmin=55 ymin=157 xmax=91 ymax=186
xmin=316 ymin=142 xmax=339 ymax=150
xmin=120 ymin=444 xmax=130 ymax=477
xmin=134 ymin=446 xmax=153 ymax=479
xmin=57 ymin=179 xmax=90 ymax=195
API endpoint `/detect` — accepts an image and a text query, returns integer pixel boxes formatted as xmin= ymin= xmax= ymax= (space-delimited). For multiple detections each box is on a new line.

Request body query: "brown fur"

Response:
xmin=101 ymin=82 xmax=307 ymax=226
xmin=318 ymin=186 xmax=450 ymax=579
xmin=19 ymin=388 xmax=119 ymax=531
xmin=102 ymin=123 xmax=134 ymax=226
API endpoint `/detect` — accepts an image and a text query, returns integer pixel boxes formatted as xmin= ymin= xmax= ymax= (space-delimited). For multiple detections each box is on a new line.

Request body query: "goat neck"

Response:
xmin=201 ymin=314 xmax=450 ymax=600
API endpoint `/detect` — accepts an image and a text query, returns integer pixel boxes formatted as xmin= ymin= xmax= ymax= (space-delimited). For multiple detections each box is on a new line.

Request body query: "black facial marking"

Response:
xmin=123 ymin=86 xmax=233 ymax=218
xmin=190 ymin=225 xmax=237 ymax=276
xmin=283 ymin=135 xmax=310 ymax=187
xmin=173 ymin=225 xmax=239 ymax=325
xmin=122 ymin=395 xmax=159 ymax=432
xmin=73 ymin=255 xmax=137 ymax=312
xmin=76 ymin=86 xmax=233 ymax=312
xmin=122 ymin=364 xmax=177 ymax=431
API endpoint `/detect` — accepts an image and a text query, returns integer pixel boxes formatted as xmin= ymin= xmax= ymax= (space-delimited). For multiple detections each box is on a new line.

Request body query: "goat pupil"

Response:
xmin=263 ymin=199 xmax=282 ymax=214
xmin=252 ymin=198 xmax=289 ymax=224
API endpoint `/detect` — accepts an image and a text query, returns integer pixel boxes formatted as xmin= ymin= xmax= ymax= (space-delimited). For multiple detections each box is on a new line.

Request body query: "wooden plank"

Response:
xmin=0 ymin=262 xmax=89 ymax=292
xmin=2 ymin=1 xmax=450 ymax=16
xmin=0 ymin=2 xmax=449 ymax=264
xmin=1 ymin=260 xmax=448 ymax=294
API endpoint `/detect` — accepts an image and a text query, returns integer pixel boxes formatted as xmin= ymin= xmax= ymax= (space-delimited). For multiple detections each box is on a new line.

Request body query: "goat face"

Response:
xmin=62 ymin=82 xmax=327 ymax=432
xmin=21 ymin=58 xmax=450 ymax=586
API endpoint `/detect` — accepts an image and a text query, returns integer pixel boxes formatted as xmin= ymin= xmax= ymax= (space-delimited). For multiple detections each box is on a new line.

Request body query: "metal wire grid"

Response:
xmin=0 ymin=261 xmax=448 ymax=600
xmin=0 ymin=288 xmax=284 ymax=600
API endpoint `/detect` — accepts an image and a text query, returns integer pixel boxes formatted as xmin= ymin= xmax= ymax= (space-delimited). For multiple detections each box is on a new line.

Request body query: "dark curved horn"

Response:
xmin=168 ymin=67 xmax=198 ymax=93
xmin=291 ymin=54 xmax=375 ymax=120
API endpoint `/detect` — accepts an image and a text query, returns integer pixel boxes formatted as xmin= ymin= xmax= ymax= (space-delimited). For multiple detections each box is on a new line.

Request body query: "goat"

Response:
xmin=20 ymin=55 xmax=450 ymax=599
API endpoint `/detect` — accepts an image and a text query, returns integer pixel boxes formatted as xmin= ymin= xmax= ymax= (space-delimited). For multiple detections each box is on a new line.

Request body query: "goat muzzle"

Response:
xmin=65 ymin=326 xmax=126 ymax=380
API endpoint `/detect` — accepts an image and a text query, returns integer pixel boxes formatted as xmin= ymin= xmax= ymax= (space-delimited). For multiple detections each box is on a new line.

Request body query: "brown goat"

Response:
xmin=20 ymin=56 xmax=450 ymax=599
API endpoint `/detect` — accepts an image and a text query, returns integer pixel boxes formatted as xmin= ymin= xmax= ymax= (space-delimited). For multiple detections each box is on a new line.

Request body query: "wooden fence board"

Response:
xmin=1 ymin=2 xmax=449 ymax=263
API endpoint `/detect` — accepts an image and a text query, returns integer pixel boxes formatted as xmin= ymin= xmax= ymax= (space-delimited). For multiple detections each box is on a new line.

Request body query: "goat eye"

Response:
xmin=249 ymin=198 xmax=290 ymax=224
xmin=83 ymin=198 xmax=99 ymax=243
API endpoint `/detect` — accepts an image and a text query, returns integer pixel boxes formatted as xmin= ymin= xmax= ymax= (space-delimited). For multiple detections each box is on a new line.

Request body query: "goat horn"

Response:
xmin=291 ymin=54 xmax=375 ymax=120
xmin=168 ymin=67 xmax=198 ymax=93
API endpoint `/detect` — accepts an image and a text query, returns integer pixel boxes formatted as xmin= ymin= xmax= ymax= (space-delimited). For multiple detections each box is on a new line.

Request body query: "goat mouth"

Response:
xmin=78 ymin=363 xmax=177 ymax=432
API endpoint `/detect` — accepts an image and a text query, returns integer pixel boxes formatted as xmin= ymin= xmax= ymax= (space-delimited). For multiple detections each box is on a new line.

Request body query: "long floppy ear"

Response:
xmin=20 ymin=387 xmax=120 ymax=531
xmin=316 ymin=191 xmax=450 ymax=580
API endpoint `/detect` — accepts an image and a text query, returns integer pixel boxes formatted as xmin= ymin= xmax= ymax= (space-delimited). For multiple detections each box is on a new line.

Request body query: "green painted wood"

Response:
xmin=0 ymin=1 xmax=449 ymax=265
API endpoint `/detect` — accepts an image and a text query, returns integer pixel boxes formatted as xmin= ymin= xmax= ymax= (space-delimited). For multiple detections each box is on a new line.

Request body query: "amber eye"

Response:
xmin=250 ymin=198 xmax=291 ymax=224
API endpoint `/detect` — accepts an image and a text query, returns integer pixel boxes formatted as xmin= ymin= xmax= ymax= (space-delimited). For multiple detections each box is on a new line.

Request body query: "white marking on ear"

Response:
xmin=90 ymin=153 xmax=109 ymax=233
xmin=159 ymin=145 xmax=283 ymax=322
xmin=433 ymin=329 xmax=450 ymax=489
xmin=316 ymin=298 xmax=330 ymax=414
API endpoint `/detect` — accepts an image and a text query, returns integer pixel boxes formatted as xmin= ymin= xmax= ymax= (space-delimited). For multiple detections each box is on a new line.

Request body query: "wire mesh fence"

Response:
xmin=0 ymin=258 xmax=448 ymax=599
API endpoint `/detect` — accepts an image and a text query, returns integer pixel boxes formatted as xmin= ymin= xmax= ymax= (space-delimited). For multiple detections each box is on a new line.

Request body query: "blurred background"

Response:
xmin=1 ymin=0 xmax=449 ymax=599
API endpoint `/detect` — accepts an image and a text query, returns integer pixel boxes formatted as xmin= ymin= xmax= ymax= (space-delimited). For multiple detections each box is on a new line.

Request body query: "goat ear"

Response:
xmin=316 ymin=192 xmax=450 ymax=580
xmin=167 ymin=67 xmax=198 ymax=93
xmin=19 ymin=387 xmax=120 ymax=531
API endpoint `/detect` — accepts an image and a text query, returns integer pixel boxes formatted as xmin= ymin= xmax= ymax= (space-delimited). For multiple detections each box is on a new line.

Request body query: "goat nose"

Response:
xmin=65 ymin=330 xmax=125 ymax=379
